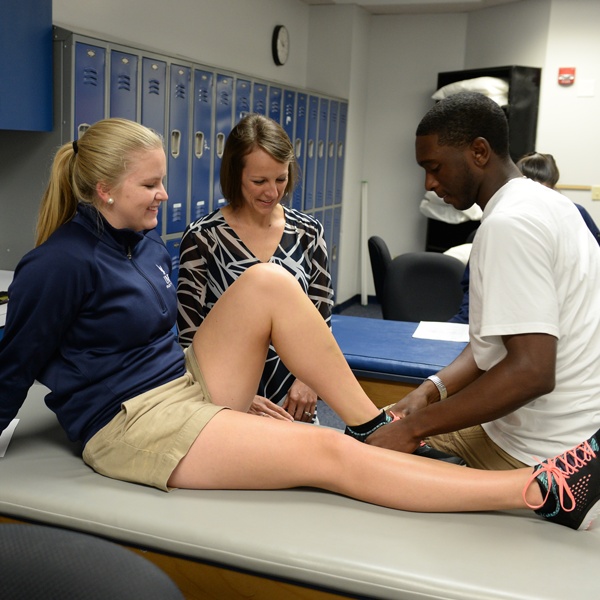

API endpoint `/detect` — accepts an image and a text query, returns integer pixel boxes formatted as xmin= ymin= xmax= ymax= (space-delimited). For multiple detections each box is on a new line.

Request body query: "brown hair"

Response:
xmin=219 ymin=114 xmax=298 ymax=210
xmin=36 ymin=118 xmax=163 ymax=246
xmin=516 ymin=152 xmax=560 ymax=189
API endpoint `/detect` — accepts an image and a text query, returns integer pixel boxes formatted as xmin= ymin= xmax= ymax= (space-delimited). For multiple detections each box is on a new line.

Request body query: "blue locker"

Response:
xmin=325 ymin=101 xmax=338 ymax=206
xmin=166 ymin=64 xmax=191 ymax=235
xmin=303 ymin=96 xmax=319 ymax=211
xmin=253 ymin=83 xmax=267 ymax=115
xmin=323 ymin=208 xmax=333 ymax=263
xmin=313 ymin=210 xmax=324 ymax=226
xmin=331 ymin=207 xmax=342 ymax=296
xmin=268 ymin=87 xmax=282 ymax=124
xmin=314 ymin=98 xmax=329 ymax=209
xmin=74 ymin=42 xmax=105 ymax=139
xmin=291 ymin=93 xmax=307 ymax=211
xmin=141 ymin=58 xmax=167 ymax=233
xmin=165 ymin=238 xmax=181 ymax=288
xmin=214 ymin=74 xmax=233 ymax=208
xmin=335 ymin=102 xmax=348 ymax=205
xmin=109 ymin=51 xmax=138 ymax=121
xmin=282 ymin=89 xmax=295 ymax=145
xmin=191 ymin=69 xmax=213 ymax=222
xmin=235 ymin=79 xmax=251 ymax=124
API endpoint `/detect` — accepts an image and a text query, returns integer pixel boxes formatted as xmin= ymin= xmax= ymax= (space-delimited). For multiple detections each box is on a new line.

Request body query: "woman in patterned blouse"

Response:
xmin=177 ymin=114 xmax=333 ymax=424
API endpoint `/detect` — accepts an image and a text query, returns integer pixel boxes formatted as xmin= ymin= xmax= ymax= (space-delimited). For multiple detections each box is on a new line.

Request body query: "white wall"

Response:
xmin=536 ymin=0 xmax=600 ymax=223
xmin=464 ymin=0 xmax=550 ymax=70
xmin=362 ymin=13 xmax=467 ymax=269
xmin=53 ymin=0 xmax=311 ymax=87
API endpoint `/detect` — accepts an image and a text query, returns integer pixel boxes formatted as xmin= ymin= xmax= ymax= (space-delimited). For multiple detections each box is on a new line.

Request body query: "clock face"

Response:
xmin=272 ymin=25 xmax=289 ymax=66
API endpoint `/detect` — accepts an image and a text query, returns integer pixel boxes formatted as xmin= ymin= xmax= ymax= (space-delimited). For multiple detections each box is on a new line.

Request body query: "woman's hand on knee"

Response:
xmin=283 ymin=380 xmax=317 ymax=422
xmin=248 ymin=395 xmax=294 ymax=421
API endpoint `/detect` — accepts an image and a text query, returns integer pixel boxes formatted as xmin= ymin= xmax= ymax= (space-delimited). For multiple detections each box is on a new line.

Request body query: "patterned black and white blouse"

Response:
xmin=177 ymin=205 xmax=333 ymax=404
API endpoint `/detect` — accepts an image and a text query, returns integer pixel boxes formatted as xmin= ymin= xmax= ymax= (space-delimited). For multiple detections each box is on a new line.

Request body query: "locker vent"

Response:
xmin=255 ymin=100 xmax=265 ymax=113
xmin=270 ymin=102 xmax=280 ymax=116
xmin=83 ymin=68 xmax=99 ymax=86
xmin=298 ymin=106 xmax=305 ymax=118
xmin=148 ymin=79 xmax=161 ymax=96
xmin=175 ymin=83 xmax=186 ymax=99
xmin=340 ymin=111 xmax=347 ymax=125
xmin=198 ymin=88 xmax=209 ymax=103
xmin=117 ymin=75 xmax=131 ymax=91
xmin=219 ymin=91 xmax=230 ymax=106
xmin=238 ymin=96 xmax=250 ymax=112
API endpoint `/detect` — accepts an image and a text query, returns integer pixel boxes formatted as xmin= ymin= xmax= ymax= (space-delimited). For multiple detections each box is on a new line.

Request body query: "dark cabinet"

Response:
xmin=425 ymin=65 xmax=541 ymax=253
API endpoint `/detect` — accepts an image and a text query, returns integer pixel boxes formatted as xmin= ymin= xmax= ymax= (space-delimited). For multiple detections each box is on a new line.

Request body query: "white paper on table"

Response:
xmin=412 ymin=321 xmax=469 ymax=343
xmin=0 ymin=419 xmax=19 ymax=457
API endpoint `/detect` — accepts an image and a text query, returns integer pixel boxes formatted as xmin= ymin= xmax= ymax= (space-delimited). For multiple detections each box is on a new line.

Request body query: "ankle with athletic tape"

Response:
xmin=344 ymin=411 xmax=393 ymax=442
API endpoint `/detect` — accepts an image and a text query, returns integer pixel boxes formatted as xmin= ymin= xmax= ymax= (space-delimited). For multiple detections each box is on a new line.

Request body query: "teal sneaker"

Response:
xmin=525 ymin=430 xmax=600 ymax=530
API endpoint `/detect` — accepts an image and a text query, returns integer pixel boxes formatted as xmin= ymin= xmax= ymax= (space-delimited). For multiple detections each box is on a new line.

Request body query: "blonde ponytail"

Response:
xmin=35 ymin=118 xmax=164 ymax=247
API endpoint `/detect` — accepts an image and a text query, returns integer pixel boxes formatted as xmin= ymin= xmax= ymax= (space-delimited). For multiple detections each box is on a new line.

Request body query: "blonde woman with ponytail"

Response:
xmin=1 ymin=117 xmax=598 ymax=531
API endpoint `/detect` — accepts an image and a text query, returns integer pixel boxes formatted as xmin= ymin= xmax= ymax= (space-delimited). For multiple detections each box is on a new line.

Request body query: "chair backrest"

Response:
xmin=368 ymin=236 xmax=392 ymax=305
xmin=382 ymin=251 xmax=465 ymax=322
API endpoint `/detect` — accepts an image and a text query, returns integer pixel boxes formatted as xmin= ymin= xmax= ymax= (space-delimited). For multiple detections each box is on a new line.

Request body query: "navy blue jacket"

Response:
xmin=0 ymin=205 xmax=185 ymax=445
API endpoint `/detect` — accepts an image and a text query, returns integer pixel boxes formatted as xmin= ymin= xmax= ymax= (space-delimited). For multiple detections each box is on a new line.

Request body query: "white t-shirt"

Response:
xmin=470 ymin=177 xmax=600 ymax=465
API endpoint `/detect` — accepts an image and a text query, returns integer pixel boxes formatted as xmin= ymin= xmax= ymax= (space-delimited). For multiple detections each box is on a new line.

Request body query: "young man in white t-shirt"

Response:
xmin=368 ymin=91 xmax=600 ymax=525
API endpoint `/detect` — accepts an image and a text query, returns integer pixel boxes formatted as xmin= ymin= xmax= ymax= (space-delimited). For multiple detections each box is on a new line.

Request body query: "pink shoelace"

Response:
xmin=387 ymin=410 xmax=428 ymax=449
xmin=523 ymin=439 xmax=598 ymax=511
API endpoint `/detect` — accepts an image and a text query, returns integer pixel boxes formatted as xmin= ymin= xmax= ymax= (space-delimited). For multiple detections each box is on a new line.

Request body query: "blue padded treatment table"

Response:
xmin=2 ymin=384 xmax=600 ymax=600
xmin=331 ymin=315 xmax=467 ymax=407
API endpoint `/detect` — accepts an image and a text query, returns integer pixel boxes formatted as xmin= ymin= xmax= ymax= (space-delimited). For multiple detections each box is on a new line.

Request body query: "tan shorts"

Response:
xmin=82 ymin=345 xmax=226 ymax=491
xmin=425 ymin=425 xmax=528 ymax=470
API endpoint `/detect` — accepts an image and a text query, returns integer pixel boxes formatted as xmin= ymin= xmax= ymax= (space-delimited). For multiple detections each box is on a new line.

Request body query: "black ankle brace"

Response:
xmin=344 ymin=411 xmax=392 ymax=442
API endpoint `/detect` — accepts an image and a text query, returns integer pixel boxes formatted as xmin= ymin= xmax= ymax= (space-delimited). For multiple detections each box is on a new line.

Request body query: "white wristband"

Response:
xmin=427 ymin=375 xmax=447 ymax=401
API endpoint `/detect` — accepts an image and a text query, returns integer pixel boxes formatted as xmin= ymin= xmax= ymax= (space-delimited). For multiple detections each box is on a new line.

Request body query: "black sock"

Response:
xmin=344 ymin=411 xmax=392 ymax=442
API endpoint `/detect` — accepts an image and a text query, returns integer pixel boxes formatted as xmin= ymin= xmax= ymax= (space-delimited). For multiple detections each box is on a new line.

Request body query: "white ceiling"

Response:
xmin=299 ymin=0 xmax=524 ymax=15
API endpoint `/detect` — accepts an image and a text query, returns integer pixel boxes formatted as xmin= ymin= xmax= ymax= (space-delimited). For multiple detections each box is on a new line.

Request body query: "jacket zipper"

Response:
xmin=127 ymin=246 xmax=167 ymax=312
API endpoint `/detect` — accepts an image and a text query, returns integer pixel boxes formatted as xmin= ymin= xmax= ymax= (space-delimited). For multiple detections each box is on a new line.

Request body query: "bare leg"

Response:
xmin=192 ymin=263 xmax=380 ymax=426
xmin=170 ymin=263 xmax=543 ymax=513
xmin=169 ymin=409 xmax=542 ymax=513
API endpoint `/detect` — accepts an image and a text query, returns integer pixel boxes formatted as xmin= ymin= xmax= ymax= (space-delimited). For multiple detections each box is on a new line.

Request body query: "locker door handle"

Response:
xmin=337 ymin=141 xmax=344 ymax=159
xmin=295 ymin=138 xmax=302 ymax=159
xmin=328 ymin=141 xmax=334 ymax=159
xmin=77 ymin=123 xmax=90 ymax=138
xmin=308 ymin=139 xmax=314 ymax=159
xmin=318 ymin=140 xmax=324 ymax=159
xmin=171 ymin=130 xmax=181 ymax=158
xmin=216 ymin=132 xmax=225 ymax=158
xmin=194 ymin=132 xmax=204 ymax=158
xmin=332 ymin=245 xmax=337 ymax=261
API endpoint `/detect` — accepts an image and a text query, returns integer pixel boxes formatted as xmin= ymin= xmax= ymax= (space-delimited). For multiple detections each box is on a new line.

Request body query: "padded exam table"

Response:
xmin=331 ymin=315 xmax=466 ymax=407
xmin=1 ymin=317 xmax=599 ymax=600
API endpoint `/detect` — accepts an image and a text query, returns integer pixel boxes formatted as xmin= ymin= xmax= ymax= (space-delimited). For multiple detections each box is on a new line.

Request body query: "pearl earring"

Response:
xmin=107 ymin=198 xmax=114 ymax=205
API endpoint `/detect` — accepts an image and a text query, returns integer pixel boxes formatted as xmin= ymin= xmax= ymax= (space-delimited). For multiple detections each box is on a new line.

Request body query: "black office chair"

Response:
xmin=0 ymin=524 xmax=185 ymax=600
xmin=368 ymin=236 xmax=392 ymax=305
xmin=382 ymin=252 xmax=465 ymax=322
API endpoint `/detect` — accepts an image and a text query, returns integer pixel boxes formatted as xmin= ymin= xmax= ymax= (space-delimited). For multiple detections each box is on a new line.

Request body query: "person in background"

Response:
xmin=177 ymin=114 xmax=331 ymax=424
xmin=517 ymin=151 xmax=600 ymax=243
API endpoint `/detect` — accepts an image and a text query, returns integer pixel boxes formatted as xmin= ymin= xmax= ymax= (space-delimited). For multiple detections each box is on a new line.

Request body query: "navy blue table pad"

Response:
xmin=331 ymin=315 xmax=467 ymax=382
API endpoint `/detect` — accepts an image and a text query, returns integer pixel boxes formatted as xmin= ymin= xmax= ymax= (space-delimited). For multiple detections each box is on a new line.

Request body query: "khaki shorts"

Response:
xmin=426 ymin=425 xmax=528 ymax=470
xmin=83 ymin=345 xmax=226 ymax=491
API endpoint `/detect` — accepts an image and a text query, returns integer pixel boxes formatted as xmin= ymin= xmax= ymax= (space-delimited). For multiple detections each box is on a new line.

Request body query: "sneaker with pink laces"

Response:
xmin=524 ymin=430 xmax=600 ymax=530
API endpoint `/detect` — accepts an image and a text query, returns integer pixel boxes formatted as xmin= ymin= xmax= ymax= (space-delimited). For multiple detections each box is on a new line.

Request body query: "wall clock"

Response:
xmin=272 ymin=25 xmax=289 ymax=66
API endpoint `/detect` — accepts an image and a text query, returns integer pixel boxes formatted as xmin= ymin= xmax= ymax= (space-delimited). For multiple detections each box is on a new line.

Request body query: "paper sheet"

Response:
xmin=412 ymin=321 xmax=469 ymax=343
xmin=0 ymin=419 xmax=19 ymax=458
